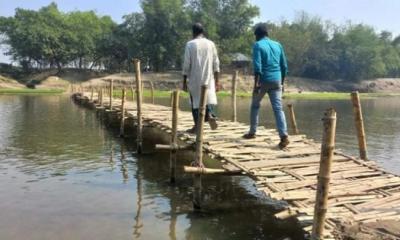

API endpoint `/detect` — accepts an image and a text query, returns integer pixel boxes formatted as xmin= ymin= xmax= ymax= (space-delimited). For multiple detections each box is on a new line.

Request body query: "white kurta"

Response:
xmin=182 ymin=37 xmax=220 ymax=109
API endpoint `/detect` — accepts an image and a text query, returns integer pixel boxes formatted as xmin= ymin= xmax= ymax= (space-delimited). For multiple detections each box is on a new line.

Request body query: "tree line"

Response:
xmin=0 ymin=1 xmax=400 ymax=82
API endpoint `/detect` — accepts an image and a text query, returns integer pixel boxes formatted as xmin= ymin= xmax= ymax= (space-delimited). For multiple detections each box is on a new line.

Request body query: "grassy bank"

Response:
xmin=112 ymin=89 xmax=400 ymax=100
xmin=0 ymin=88 xmax=64 ymax=95
xmin=2 ymin=87 xmax=396 ymax=99
xmin=284 ymin=92 xmax=400 ymax=100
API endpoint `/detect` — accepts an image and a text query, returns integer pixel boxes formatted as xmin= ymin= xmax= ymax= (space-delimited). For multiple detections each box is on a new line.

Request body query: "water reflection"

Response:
xmin=0 ymin=95 xmax=302 ymax=240
xmin=2 ymin=94 xmax=398 ymax=239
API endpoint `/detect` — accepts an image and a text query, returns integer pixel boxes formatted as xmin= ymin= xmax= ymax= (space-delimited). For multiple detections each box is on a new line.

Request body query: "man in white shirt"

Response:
xmin=182 ymin=23 xmax=220 ymax=133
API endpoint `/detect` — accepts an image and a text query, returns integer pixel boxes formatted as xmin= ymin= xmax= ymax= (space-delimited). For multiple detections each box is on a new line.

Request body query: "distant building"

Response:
xmin=231 ymin=53 xmax=250 ymax=68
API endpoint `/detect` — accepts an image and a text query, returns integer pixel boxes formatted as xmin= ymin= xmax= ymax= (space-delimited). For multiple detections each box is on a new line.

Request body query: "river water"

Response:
xmin=0 ymin=94 xmax=399 ymax=240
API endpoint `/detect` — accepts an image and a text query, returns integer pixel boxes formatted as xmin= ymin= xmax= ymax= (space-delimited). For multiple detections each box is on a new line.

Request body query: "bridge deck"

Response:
xmin=78 ymin=92 xmax=400 ymax=239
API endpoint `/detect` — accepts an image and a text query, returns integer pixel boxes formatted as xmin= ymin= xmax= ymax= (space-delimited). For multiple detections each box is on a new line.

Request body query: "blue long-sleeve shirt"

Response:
xmin=252 ymin=37 xmax=288 ymax=83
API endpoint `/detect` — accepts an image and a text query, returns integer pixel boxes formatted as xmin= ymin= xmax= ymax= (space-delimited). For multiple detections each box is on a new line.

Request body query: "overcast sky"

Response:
xmin=1 ymin=0 xmax=400 ymax=63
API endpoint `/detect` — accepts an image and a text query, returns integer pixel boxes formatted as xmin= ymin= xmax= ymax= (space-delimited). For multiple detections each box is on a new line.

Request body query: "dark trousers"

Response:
xmin=190 ymin=95 xmax=215 ymax=126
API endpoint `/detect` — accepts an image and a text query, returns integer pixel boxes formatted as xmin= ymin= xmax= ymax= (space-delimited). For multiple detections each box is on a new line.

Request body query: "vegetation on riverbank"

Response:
xmin=111 ymin=89 xmax=400 ymax=100
xmin=1 ymin=2 xmax=400 ymax=81
xmin=0 ymin=88 xmax=64 ymax=94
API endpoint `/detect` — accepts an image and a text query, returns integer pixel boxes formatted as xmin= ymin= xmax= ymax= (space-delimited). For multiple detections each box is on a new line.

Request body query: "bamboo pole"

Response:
xmin=120 ymin=88 xmax=126 ymax=137
xmin=134 ymin=59 xmax=143 ymax=154
xmin=351 ymin=91 xmax=368 ymax=160
xmin=287 ymin=104 xmax=299 ymax=135
xmin=232 ymin=70 xmax=238 ymax=122
xmin=104 ymin=85 xmax=108 ymax=98
xmin=130 ymin=86 xmax=135 ymax=102
xmin=100 ymin=88 xmax=104 ymax=107
xmin=193 ymin=85 xmax=208 ymax=210
xmin=90 ymin=86 xmax=94 ymax=101
xmin=184 ymin=166 xmax=240 ymax=175
xmin=150 ymin=81 xmax=155 ymax=104
xmin=194 ymin=85 xmax=208 ymax=167
xmin=155 ymin=144 xmax=192 ymax=151
xmin=109 ymin=79 xmax=114 ymax=110
xmin=170 ymin=90 xmax=180 ymax=183
xmin=311 ymin=108 xmax=337 ymax=240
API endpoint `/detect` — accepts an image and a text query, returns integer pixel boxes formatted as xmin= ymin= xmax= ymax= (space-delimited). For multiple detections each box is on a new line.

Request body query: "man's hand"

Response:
xmin=183 ymin=82 xmax=188 ymax=92
xmin=216 ymin=83 xmax=222 ymax=92
xmin=183 ymin=76 xmax=188 ymax=92
xmin=214 ymin=72 xmax=220 ymax=92
xmin=253 ymin=74 xmax=261 ymax=94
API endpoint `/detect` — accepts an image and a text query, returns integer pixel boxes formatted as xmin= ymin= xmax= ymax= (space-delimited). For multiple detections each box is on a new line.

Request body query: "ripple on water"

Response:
xmin=0 ymin=95 xmax=399 ymax=240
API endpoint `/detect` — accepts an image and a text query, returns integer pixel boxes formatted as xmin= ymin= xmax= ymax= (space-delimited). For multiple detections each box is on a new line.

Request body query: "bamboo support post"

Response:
xmin=170 ymin=92 xmax=173 ymax=107
xmin=287 ymin=104 xmax=299 ymax=135
xmin=109 ymin=79 xmax=114 ymax=110
xmin=170 ymin=90 xmax=180 ymax=183
xmin=90 ymin=87 xmax=94 ymax=101
xmin=130 ymin=86 xmax=135 ymax=102
xmin=120 ymin=88 xmax=126 ymax=137
xmin=351 ymin=91 xmax=368 ymax=160
xmin=100 ymin=88 xmax=104 ymax=106
xmin=311 ymin=108 xmax=337 ymax=240
xmin=134 ymin=59 xmax=143 ymax=154
xmin=150 ymin=81 xmax=155 ymax=104
xmin=104 ymin=86 xmax=108 ymax=98
xmin=141 ymin=79 xmax=144 ymax=98
xmin=194 ymin=85 xmax=208 ymax=167
xmin=193 ymin=85 xmax=208 ymax=210
xmin=232 ymin=70 xmax=238 ymax=121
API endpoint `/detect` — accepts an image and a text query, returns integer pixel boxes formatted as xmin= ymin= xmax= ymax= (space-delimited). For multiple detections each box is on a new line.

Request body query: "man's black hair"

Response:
xmin=254 ymin=23 xmax=269 ymax=38
xmin=192 ymin=23 xmax=204 ymax=37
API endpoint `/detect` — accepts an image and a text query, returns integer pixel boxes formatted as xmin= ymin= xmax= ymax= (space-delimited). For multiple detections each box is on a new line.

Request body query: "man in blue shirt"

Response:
xmin=243 ymin=23 xmax=289 ymax=149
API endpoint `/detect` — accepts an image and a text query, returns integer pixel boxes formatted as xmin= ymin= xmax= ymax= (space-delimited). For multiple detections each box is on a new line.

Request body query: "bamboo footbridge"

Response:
xmin=71 ymin=63 xmax=400 ymax=240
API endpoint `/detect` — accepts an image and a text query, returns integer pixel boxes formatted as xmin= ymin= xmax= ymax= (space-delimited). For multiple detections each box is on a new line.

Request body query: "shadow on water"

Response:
xmin=0 ymin=95 xmax=304 ymax=240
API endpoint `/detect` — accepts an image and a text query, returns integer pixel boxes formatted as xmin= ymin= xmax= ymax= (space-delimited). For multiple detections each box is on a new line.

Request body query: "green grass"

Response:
xmin=284 ymin=92 xmax=400 ymax=100
xmin=112 ymin=89 xmax=189 ymax=98
xmin=112 ymin=89 xmax=400 ymax=100
xmin=0 ymin=88 xmax=64 ymax=95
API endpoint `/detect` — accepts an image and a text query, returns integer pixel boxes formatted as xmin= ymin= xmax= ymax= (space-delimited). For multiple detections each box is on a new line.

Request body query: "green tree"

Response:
xmin=141 ymin=0 xmax=190 ymax=71
xmin=188 ymin=0 xmax=259 ymax=63
xmin=331 ymin=24 xmax=385 ymax=81
xmin=66 ymin=11 xmax=115 ymax=69
xmin=0 ymin=3 xmax=72 ymax=71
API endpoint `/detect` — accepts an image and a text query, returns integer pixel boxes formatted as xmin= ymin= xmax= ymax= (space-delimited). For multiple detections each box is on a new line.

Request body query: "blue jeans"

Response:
xmin=249 ymin=82 xmax=288 ymax=137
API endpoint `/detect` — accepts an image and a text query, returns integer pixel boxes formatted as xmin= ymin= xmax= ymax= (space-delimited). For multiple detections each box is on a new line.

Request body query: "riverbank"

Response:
xmin=2 ymin=70 xmax=400 ymax=99
xmin=83 ymin=71 xmax=400 ymax=93
xmin=110 ymin=89 xmax=400 ymax=100
xmin=0 ymin=88 xmax=64 ymax=94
